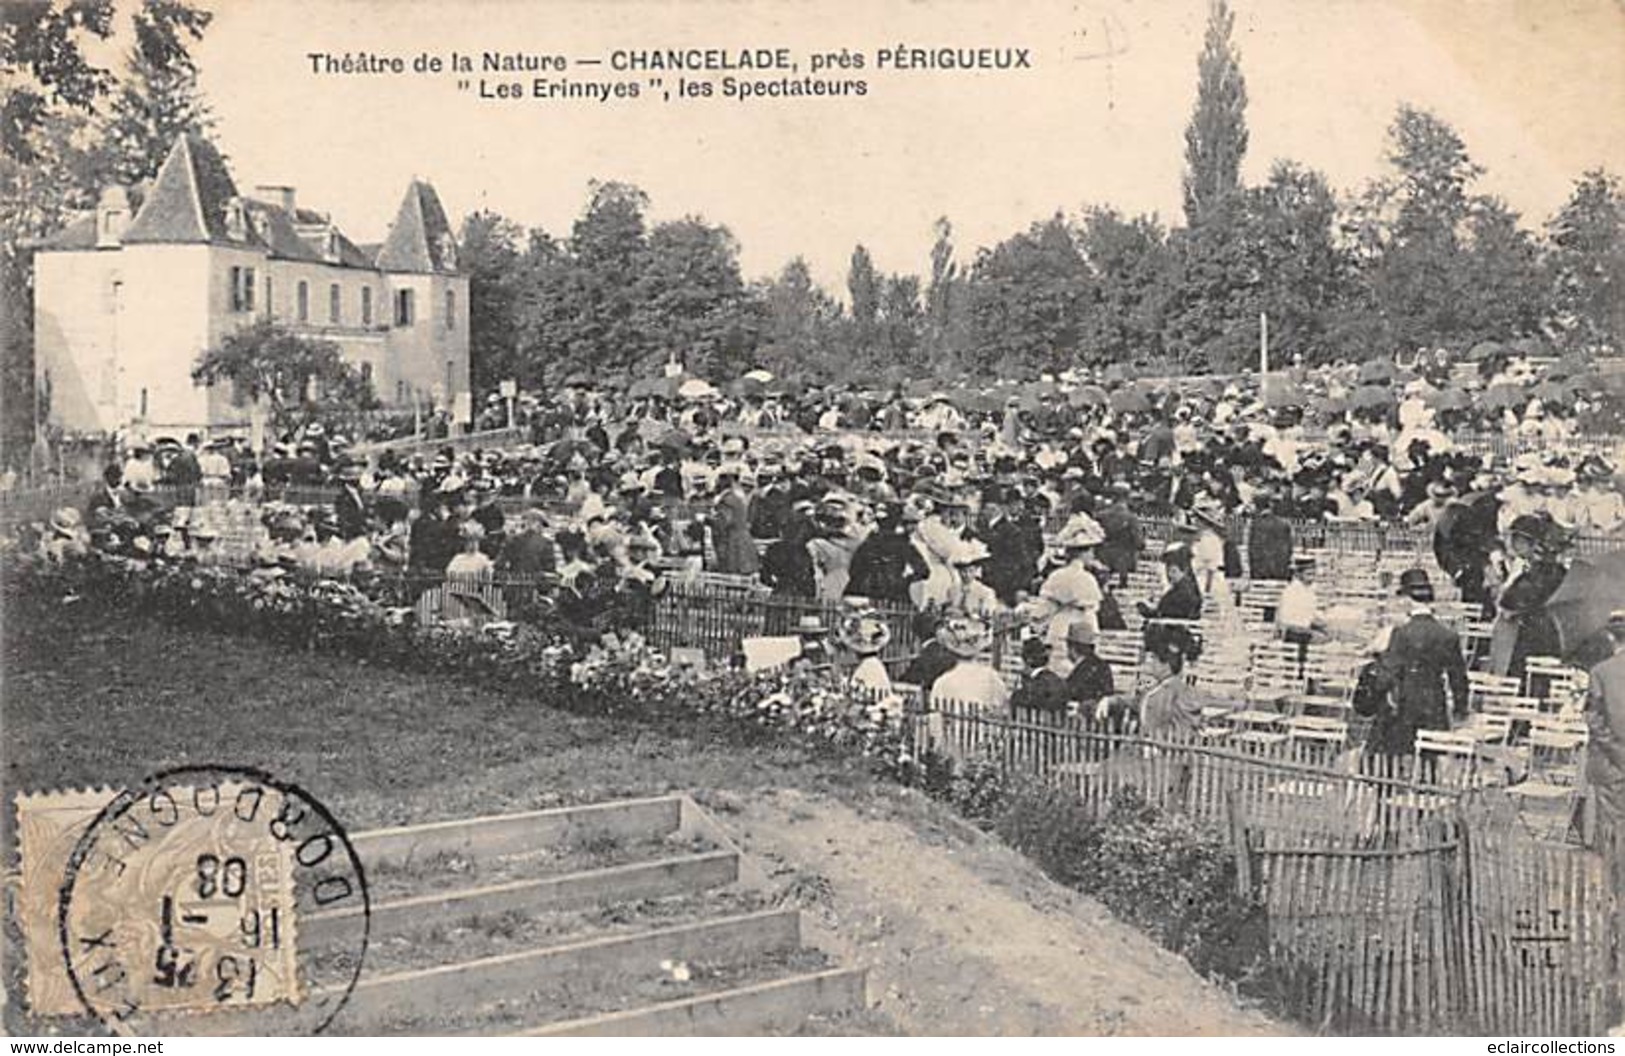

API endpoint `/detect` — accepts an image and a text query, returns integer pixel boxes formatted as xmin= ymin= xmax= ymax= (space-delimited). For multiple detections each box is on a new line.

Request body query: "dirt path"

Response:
xmin=707 ymin=785 xmax=1291 ymax=1036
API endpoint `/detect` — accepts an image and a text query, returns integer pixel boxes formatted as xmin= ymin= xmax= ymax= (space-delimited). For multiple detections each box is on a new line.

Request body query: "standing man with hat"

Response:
xmin=1376 ymin=568 xmax=1470 ymax=756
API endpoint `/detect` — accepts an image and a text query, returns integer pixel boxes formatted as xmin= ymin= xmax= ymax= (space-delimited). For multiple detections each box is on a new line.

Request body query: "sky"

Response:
xmin=180 ymin=0 xmax=1625 ymax=292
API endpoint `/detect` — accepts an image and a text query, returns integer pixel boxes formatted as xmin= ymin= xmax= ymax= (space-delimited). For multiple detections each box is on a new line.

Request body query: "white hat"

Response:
xmin=1056 ymin=513 xmax=1106 ymax=550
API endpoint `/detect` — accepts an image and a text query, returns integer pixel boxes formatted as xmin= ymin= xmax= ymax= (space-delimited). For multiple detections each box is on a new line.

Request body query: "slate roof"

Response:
xmin=41 ymin=134 xmax=450 ymax=274
xmin=242 ymin=198 xmax=376 ymax=269
xmin=122 ymin=135 xmax=262 ymax=248
xmin=376 ymin=180 xmax=461 ymax=274
xmin=38 ymin=215 xmax=98 ymax=250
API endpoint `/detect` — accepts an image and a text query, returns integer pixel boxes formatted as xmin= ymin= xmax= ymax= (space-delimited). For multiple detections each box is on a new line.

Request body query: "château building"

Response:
xmin=32 ymin=134 xmax=470 ymax=438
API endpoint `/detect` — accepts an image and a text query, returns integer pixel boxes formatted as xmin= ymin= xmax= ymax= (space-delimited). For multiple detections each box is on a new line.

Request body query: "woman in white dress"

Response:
xmin=908 ymin=495 xmax=963 ymax=610
xmin=1024 ymin=513 xmax=1106 ymax=652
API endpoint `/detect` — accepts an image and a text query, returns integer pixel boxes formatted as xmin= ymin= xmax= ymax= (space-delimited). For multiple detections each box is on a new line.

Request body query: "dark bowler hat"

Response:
xmin=1396 ymin=568 xmax=1435 ymax=603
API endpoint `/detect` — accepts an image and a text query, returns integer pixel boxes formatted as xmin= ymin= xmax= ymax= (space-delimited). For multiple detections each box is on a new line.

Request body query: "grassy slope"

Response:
xmin=2 ymin=596 xmax=882 ymax=838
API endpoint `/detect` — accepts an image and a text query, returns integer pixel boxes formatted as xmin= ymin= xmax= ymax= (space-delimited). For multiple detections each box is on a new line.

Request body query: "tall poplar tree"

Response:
xmin=1181 ymin=0 xmax=1248 ymax=229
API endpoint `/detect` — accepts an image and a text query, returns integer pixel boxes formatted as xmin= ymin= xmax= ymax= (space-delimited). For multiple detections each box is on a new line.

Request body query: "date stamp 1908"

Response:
xmin=16 ymin=765 xmax=369 ymax=1035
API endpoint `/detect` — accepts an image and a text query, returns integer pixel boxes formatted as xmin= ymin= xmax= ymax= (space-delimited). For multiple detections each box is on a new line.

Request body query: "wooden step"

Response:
xmin=334 ymin=907 xmax=804 ymax=1031
xmin=305 ymin=849 xmax=740 ymax=949
xmin=516 ymin=967 xmax=869 ymax=1036
xmin=351 ymin=795 xmax=684 ymax=870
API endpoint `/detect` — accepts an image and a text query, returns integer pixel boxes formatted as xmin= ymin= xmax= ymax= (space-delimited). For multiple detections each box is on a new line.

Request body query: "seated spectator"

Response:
xmin=930 ymin=615 xmax=1009 ymax=712
xmin=1011 ymin=635 xmax=1070 ymax=716
xmin=1139 ymin=543 xmax=1203 ymax=623
xmin=1063 ymin=622 xmax=1115 ymax=715
xmin=901 ymin=611 xmax=957 ymax=694
xmin=839 ymin=608 xmax=893 ymax=694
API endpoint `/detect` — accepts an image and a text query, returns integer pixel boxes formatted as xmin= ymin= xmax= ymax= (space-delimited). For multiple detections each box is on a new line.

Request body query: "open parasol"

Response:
xmin=1423 ymin=386 xmax=1471 ymax=411
xmin=1261 ymin=377 xmax=1308 ymax=408
xmin=1108 ymin=387 xmax=1151 ymax=414
xmin=628 ymin=376 xmax=679 ymax=399
xmin=1357 ymin=359 xmax=1397 ymax=385
xmin=1481 ymin=383 xmax=1529 ymax=410
xmin=1349 ymin=384 xmax=1394 ymax=410
xmin=1548 ymin=550 xmax=1625 ymax=665
xmin=1069 ymin=385 xmax=1110 ymax=409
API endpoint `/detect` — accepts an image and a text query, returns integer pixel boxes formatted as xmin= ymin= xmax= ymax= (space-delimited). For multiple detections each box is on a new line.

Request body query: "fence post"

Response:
xmin=1227 ymin=790 xmax=1254 ymax=897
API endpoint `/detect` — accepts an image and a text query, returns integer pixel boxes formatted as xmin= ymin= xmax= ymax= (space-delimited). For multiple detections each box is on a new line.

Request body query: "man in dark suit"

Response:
xmin=977 ymin=499 xmax=1040 ymax=605
xmin=1247 ymin=494 xmax=1294 ymax=581
xmin=1094 ymin=482 xmax=1143 ymax=588
xmin=1585 ymin=611 xmax=1625 ymax=850
xmin=333 ymin=458 xmax=370 ymax=541
xmin=1011 ymin=636 xmax=1070 ymax=716
xmin=1377 ymin=568 xmax=1470 ymax=755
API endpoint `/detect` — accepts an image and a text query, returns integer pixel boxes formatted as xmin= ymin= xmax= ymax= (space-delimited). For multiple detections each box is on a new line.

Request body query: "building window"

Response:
xmin=445 ymin=359 xmax=455 ymax=396
xmin=139 ymin=388 xmax=148 ymax=419
xmin=297 ymin=281 xmax=309 ymax=322
xmin=360 ymin=361 xmax=373 ymax=393
xmin=329 ymin=283 xmax=341 ymax=324
xmin=361 ymin=287 xmax=373 ymax=326
xmin=229 ymin=266 xmax=256 ymax=312
xmin=396 ymin=380 xmax=405 ymax=404
xmin=395 ymin=288 xmax=414 ymax=327
xmin=265 ymin=275 xmax=273 ymax=318
xmin=445 ymin=289 xmax=455 ymax=330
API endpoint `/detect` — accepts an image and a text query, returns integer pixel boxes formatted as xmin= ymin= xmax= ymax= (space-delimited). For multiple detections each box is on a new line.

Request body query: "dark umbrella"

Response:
xmin=1109 ymin=387 xmax=1151 ymax=414
xmin=729 ymin=375 xmax=768 ymax=398
xmin=1357 ymin=359 xmax=1396 ymax=384
xmin=548 ymin=437 xmax=600 ymax=462
xmin=1533 ymin=379 xmax=1576 ymax=403
xmin=1423 ymin=386 xmax=1471 ymax=411
xmin=628 ymin=376 xmax=679 ymax=399
xmin=1069 ymin=385 xmax=1109 ymax=408
xmin=1102 ymin=362 xmax=1135 ymax=385
xmin=1544 ymin=353 xmax=1592 ymax=382
xmin=1482 ymin=383 xmax=1529 ymax=410
xmin=1464 ymin=340 xmax=1503 ymax=363
xmin=1548 ymin=551 xmax=1625 ymax=664
xmin=1349 ymin=384 xmax=1394 ymax=410
xmin=1262 ymin=377 xmax=1308 ymax=408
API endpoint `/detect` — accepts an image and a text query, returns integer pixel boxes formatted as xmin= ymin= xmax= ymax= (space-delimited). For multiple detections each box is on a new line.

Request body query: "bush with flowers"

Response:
xmin=3 ymin=549 xmax=918 ymax=775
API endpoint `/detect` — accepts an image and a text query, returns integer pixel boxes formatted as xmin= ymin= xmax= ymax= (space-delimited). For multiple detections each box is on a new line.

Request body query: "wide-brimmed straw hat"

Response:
xmin=838 ymin=610 xmax=893 ymax=656
xmin=1055 ymin=513 xmax=1105 ymax=550
xmin=937 ymin=615 xmax=994 ymax=658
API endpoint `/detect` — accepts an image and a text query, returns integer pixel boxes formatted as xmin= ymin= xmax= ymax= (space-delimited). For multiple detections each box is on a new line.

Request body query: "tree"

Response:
xmin=1245 ymin=161 xmax=1349 ymax=363
xmin=847 ymin=243 xmax=879 ymax=329
xmin=924 ymin=216 xmax=970 ymax=371
xmin=966 ymin=214 xmax=1093 ymax=377
xmin=1546 ymin=169 xmax=1625 ymax=351
xmin=1182 ymin=0 xmax=1248 ymax=228
xmin=636 ymin=216 xmax=761 ymax=379
xmin=192 ymin=321 xmax=370 ymax=436
xmin=558 ymin=180 xmax=653 ymax=378
xmin=1351 ymin=105 xmax=1495 ymax=354
xmin=97 ymin=43 xmax=216 ymax=186
xmin=1077 ymin=206 xmax=1175 ymax=367
xmin=460 ymin=210 xmax=525 ymax=394
xmin=2 ymin=0 xmax=210 ymax=163
xmin=1 ymin=1 xmax=210 ymax=471
xmin=758 ymin=257 xmax=842 ymax=381
xmin=877 ymin=273 xmax=925 ymax=369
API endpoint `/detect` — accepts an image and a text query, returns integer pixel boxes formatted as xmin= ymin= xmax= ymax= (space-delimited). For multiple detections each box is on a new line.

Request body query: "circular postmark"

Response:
xmin=56 ymin=765 xmax=369 ymax=1035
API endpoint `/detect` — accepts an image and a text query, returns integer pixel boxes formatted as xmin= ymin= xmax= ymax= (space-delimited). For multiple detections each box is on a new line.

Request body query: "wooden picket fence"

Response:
xmin=1240 ymin=809 xmax=1619 ymax=1035
xmin=915 ymin=699 xmax=1623 ymax=1035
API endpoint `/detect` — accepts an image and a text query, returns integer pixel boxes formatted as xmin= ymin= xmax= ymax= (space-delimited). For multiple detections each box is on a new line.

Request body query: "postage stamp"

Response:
xmin=15 ymin=765 xmax=369 ymax=1035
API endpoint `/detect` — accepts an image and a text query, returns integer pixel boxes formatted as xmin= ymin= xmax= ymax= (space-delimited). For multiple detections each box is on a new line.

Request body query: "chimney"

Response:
xmin=96 ymin=185 xmax=130 ymax=248
xmin=254 ymin=184 xmax=297 ymax=216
